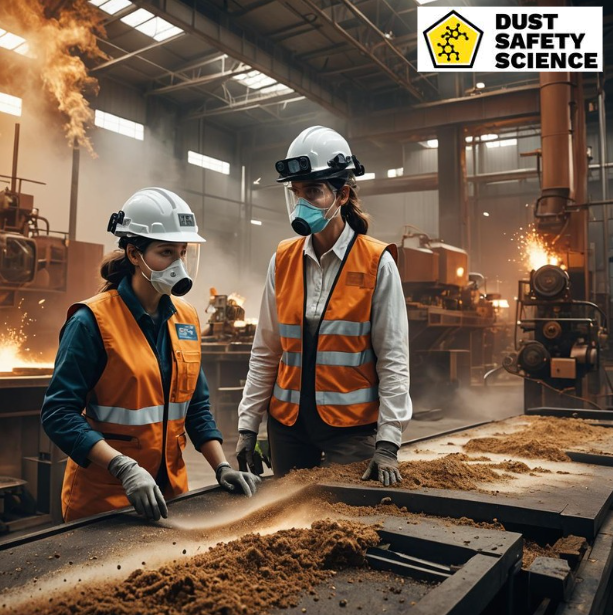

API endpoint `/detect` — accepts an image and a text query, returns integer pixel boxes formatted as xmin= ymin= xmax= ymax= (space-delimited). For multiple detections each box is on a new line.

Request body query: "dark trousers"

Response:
xmin=268 ymin=414 xmax=376 ymax=477
xmin=268 ymin=325 xmax=376 ymax=478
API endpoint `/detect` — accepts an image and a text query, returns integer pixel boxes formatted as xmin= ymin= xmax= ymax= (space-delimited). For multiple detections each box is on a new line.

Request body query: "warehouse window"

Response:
xmin=188 ymin=151 xmax=230 ymax=175
xmin=356 ymin=172 xmax=376 ymax=181
xmin=387 ymin=167 xmax=403 ymax=178
xmin=486 ymin=138 xmax=518 ymax=149
xmin=94 ymin=110 xmax=144 ymax=141
xmin=0 ymin=92 xmax=22 ymax=117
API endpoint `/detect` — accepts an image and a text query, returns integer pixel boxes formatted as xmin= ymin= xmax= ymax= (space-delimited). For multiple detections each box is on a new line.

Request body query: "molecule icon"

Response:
xmin=445 ymin=23 xmax=470 ymax=41
xmin=437 ymin=23 xmax=469 ymax=62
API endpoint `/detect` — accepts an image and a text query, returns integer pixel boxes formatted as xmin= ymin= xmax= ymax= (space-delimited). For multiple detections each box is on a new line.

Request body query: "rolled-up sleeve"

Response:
xmin=371 ymin=251 xmax=412 ymax=446
xmin=185 ymin=367 xmax=223 ymax=450
xmin=237 ymin=253 xmax=283 ymax=433
xmin=41 ymin=309 xmax=107 ymax=468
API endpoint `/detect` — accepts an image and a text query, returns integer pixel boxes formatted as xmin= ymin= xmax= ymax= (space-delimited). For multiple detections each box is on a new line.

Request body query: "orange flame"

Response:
xmin=1 ymin=0 xmax=106 ymax=156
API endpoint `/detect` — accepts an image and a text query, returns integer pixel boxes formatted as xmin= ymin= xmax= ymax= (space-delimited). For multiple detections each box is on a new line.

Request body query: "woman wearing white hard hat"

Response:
xmin=236 ymin=127 xmax=412 ymax=486
xmin=42 ymin=187 xmax=259 ymax=522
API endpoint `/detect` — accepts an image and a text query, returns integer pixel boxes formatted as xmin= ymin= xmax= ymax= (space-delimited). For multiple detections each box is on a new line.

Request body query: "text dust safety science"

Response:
xmin=493 ymin=13 xmax=598 ymax=70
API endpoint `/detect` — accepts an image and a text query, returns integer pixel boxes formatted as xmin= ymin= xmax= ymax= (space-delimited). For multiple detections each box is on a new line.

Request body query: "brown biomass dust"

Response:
xmin=284 ymin=453 xmax=549 ymax=491
xmin=522 ymin=534 xmax=587 ymax=569
xmin=13 ymin=521 xmax=379 ymax=615
xmin=316 ymin=497 xmax=506 ymax=531
xmin=464 ymin=416 xmax=613 ymax=462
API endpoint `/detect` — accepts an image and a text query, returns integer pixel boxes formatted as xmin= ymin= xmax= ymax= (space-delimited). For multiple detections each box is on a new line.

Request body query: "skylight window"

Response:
xmin=259 ymin=83 xmax=293 ymax=95
xmin=90 ymin=0 xmax=134 ymax=15
xmin=120 ymin=8 xmax=183 ymax=41
xmin=0 ymin=28 xmax=33 ymax=57
xmin=232 ymin=69 xmax=291 ymax=94
xmin=188 ymin=151 xmax=230 ymax=175
xmin=94 ymin=109 xmax=144 ymax=140
xmin=89 ymin=2 xmax=184 ymax=41
xmin=0 ymin=92 xmax=22 ymax=117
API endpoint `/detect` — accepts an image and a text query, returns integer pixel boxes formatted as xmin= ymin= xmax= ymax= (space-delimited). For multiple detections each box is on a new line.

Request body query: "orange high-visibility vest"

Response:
xmin=61 ymin=291 xmax=202 ymax=522
xmin=270 ymin=233 xmax=398 ymax=427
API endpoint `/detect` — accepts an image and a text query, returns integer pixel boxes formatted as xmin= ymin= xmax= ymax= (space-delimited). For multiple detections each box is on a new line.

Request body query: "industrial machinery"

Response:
xmin=0 ymin=124 xmax=103 ymax=532
xmin=0 ymin=124 xmax=103 ymax=365
xmin=202 ymin=288 xmax=256 ymax=344
xmin=397 ymin=227 xmax=505 ymax=413
xmin=503 ymin=264 xmax=607 ymax=409
xmin=502 ymin=73 xmax=610 ymax=412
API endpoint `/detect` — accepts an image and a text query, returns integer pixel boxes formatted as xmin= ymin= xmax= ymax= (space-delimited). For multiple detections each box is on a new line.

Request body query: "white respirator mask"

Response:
xmin=138 ymin=244 xmax=200 ymax=297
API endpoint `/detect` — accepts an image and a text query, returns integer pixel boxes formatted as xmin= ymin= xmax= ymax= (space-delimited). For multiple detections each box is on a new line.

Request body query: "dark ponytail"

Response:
xmin=99 ymin=236 xmax=153 ymax=292
xmin=340 ymin=177 xmax=370 ymax=235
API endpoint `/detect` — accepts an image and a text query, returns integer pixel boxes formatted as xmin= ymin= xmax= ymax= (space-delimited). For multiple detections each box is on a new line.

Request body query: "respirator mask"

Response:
xmin=139 ymin=244 xmax=200 ymax=297
xmin=284 ymin=182 xmax=343 ymax=236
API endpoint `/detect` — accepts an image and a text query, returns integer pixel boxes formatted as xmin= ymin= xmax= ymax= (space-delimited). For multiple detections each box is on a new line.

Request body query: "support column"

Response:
xmin=437 ymin=125 xmax=468 ymax=249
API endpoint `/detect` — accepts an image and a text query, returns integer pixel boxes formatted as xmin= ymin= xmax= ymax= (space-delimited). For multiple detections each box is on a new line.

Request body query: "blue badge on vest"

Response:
xmin=175 ymin=324 xmax=198 ymax=341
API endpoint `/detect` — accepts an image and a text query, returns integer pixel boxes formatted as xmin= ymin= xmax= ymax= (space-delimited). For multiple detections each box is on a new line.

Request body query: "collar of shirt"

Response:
xmin=117 ymin=276 xmax=176 ymax=327
xmin=303 ymin=221 xmax=355 ymax=265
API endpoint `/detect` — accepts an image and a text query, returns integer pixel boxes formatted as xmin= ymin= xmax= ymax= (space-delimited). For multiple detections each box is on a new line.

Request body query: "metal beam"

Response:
xmin=336 ymin=0 xmax=437 ymax=95
xmin=148 ymin=67 xmax=248 ymax=95
xmin=187 ymin=93 xmax=306 ymax=119
xmin=131 ymin=0 xmax=349 ymax=116
xmin=91 ymin=34 xmax=184 ymax=72
xmin=298 ymin=0 xmax=425 ymax=101
xmin=348 ymin=85 xmax=541 ymax=141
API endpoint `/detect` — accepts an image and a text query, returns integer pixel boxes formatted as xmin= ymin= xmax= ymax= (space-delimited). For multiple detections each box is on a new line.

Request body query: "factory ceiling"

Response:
xmin=84 ymin=0 xmax=613 ymax=132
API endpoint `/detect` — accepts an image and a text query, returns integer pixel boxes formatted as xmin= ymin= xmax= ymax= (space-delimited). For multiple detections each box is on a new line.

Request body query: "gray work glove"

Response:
xmin=108 ymin=454 xmax=168 ymax=521
xmin=361 ymin=441 xmax=402 ymax=487
xmin=236 ymin=430 xmax=258 ymax=473
xmin=216 ymin=462 xmax=261 ymax=497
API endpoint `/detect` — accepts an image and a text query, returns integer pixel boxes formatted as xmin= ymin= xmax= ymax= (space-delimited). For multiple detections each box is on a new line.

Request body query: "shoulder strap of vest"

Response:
xmin=356 ymin=234 xmax=398 ymax=264
xmin=172 ymin=298 xmax=200 ymax=328
xmin=276 ymin=236 xmax=305 ymax=266
xmin=68 ymin=290 xmax=118 ymax=320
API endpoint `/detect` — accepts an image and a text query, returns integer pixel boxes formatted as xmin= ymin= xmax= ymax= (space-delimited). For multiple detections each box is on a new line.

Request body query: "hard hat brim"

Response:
xmin=119 ymin=231 xmax=206 ymax=243
xmin=275 ymin=168 xmax=352 ymax=183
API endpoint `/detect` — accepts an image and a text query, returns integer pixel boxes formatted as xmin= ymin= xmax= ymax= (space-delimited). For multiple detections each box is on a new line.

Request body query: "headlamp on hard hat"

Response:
xmin=275 ymin=156 xmax=312 ymax=178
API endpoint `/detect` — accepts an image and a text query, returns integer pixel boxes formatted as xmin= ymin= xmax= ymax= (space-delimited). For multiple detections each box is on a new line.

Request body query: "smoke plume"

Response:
xmin=1 ymin=0 xmax=106 ymax=155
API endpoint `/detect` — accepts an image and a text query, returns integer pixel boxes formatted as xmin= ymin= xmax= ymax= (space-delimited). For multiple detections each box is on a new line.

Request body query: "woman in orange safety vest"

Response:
xmin=42 ymin=188 xmax=259 ymax=522
xmin=236 ymin=127 xmax=412 ymax=486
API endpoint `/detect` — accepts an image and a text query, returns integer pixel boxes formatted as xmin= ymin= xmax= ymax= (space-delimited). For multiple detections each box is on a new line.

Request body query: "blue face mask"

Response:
xmin=291 ymin=198 xmax=331 ymax=236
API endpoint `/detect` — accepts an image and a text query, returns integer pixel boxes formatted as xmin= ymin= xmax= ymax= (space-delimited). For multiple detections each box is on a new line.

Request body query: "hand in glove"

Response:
xmin=361 ymin=441 xmax=402 ymax=487
xmin=216 ymin=462 xmax=261 ymax=497
xmin=236 ymin=430 xmax=258 ymax=473
xmin=108 ymin=454 xmax=168 ymax=521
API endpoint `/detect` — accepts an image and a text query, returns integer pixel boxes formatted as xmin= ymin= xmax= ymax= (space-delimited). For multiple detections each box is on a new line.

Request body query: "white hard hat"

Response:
xmin=275 ymin=126 xmax=365 ymax=183
xmin=108 ymin=187 xmax=205 ymax=243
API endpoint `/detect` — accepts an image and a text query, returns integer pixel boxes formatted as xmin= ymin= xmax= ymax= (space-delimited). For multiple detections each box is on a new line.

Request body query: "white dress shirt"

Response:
xmin=237 ymin=223 xmax=412 ymax=446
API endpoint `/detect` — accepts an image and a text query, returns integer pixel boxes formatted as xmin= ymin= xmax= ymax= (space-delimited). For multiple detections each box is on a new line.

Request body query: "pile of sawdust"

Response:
xmin=285 ymin=453 xmax=550 ymax=491
xmin=464 ymin=416 xmax=612 ymax=462
xmin=13 ymin=521 xmax=379 ymax=615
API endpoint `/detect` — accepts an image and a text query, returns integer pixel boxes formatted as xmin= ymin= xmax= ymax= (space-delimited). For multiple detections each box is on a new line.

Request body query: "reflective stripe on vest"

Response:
xmin=279 ymin=323 xmax=301 ymax=338
xmin=319 ymin=320 xmax=371 ymax=336
xmin=86 ymin=401 xmax=190 ymax=425
xmin=270 ymin=233 xmax=397 ymax=428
